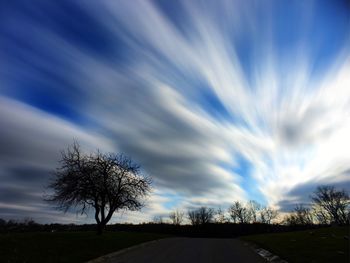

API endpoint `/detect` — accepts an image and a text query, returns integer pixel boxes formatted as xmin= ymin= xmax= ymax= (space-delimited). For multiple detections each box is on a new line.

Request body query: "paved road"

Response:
xmin=96 ymin=237 xmax=265 ymax=263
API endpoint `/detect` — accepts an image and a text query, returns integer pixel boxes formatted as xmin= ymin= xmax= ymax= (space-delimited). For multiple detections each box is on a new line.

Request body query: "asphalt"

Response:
xmin=94 ymin=237 xmax=266 ymax=263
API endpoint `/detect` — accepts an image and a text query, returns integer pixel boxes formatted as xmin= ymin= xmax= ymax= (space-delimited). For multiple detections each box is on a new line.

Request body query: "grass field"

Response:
xmin=242 ymin=226 xmax=349 ymax=263
xmin=0 ymin=231 xmax=167 ymax=263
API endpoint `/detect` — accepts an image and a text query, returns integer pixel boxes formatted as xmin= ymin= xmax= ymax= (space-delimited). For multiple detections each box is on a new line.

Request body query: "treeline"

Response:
xmin=160 ymin=185 xmax=349 ymax=226
xmin=107 ymin=222 xmax=324 ymax=238
xmin=1 ymin=185 xmax=348 ymax=236
xmin=0 ymin=218 xmax=325 ymax=238
xmin=163 ymin=201 xmax=278 ymax=226
xmin=0 ymin=219 xmax=109 ymax=233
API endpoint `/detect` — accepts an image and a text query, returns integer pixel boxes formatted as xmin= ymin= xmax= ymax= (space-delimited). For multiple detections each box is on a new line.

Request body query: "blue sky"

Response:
xmin=0 ymin=0 xmax=349 ymax=223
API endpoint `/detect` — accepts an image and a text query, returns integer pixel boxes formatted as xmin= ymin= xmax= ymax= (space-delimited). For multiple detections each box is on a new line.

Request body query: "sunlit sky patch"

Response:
xmin=0 ymin=0 xmax=349 ymax=223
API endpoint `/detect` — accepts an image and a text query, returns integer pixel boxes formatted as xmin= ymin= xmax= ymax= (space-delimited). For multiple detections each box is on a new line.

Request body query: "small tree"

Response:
xmin=214 ymin=207 xmax=227 ymax=223
xmin=197 ymin=207 xmax=215 ymax=224
xmin=152 ymin=215 xmax=164 ymax=224
xmin=247 ymin=200 xmax=262 ymax=223
xmin=260 ymin=207 xmax=278 ymax=224
xmin=228 ymin=201 xmax=252 ymax=223
xmin=284 ymin=204 xmax=313 ymax=225
xmin=310 ymin=185 xmax=349 ymax=225
xmin=294 ymin=204 xmax=314 ymax=225
xmin=46 ymin=142 xmax=152 ymax=234
xmin=169 ymin=210 xmax=184 ymax=225
xmin=188 ymin=209 xmax=200 ymax=225
xmin=187 ymin=207 xmax=214 ymax=225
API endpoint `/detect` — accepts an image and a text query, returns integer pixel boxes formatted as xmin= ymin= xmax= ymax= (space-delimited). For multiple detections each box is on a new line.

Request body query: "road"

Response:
xmin=93 ymin=237 xmax=265 ymax=263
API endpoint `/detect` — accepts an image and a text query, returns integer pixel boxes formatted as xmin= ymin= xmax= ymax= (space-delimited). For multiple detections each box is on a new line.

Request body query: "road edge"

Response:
xmin=86 ymin=237 xmax=170 ymax=263
xmin=241 ymin=240 xmax=288 ymax=263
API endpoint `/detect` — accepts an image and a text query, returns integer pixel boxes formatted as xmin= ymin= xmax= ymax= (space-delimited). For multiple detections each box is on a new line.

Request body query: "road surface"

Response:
xmin=92 ymin=237 xmax=265 ymax=263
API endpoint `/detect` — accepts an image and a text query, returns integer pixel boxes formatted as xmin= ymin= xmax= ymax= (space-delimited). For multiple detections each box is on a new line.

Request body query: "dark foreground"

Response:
xmin=243 ymin=226 xmax=349 ymax=263
xmin=1 ymin=226 xmax=348 ymax=262
xmin=0 ymin=231 xmax=166 ymax=263
xmin=89 ymin=237 xmax=264 ymax=263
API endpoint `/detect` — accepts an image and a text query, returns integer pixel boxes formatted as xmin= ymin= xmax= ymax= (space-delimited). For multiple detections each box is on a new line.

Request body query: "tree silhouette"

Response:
xmin=188 ymin=207 xmax=214 ymax=225
xmin=294 ymin=204 xmax=314 ymax=225
xmin=247 ymin=200 xmax=262 ymax=223
xmin=46 ymin=142 xmax=152 ymax=234
xmin=311 ymin=185 xmax=349 ymax=225
xmin=169 ymin=210 xmax=184 ymax=225
xmin=312 ymin=204 xmax=331 ymax=224
xmin=214 ymin=207 xmax=227 ymax=223
xmin=283 ymin=204 xmax=313 ymax=225
xmin=152 ymin=215 xmax=164 ymax=224
xmin=260 ymin=207 xmax=278 ymax=224
xmin=228 ymin=201 xmax=252 ymax=223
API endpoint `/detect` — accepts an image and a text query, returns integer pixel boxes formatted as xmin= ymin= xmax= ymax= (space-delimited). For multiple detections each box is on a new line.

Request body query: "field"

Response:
xmin=242 ymin=226 xmax=349 ymax=263
xmin=1 ymin=227 xmax=349 ymax=262
xmin=0 ymin=231 xmax=167 ymax=263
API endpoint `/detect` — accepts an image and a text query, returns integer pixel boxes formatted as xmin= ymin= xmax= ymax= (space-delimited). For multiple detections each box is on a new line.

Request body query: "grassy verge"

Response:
xmin=242 ymin=226 xmax=349 ymax=263
xmin=0 ymin=231 xmax=167 ymax=263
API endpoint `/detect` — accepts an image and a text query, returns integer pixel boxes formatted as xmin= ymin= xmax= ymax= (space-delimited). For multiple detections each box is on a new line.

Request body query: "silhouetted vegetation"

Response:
xmin=0 ymin=218 xmax=328 ymax=239
xmin=1 ymin=185 xmax=346 ymax=239
xmin=283 ymin=185 xmax=350 ymax=226
xmin=169 ymin=210 xmax=185 ymax=225
xmin=247 ymin=200 xmax=262 ymax=223
xmin=260 ymin=207 xmax=279 ymax=224
xmin=311 ymin=185 xmax=349 ymax=225
xmin=187 ymin=207 xmax=215 ymax=225
xmin=108 ymin=222 xmax=326 ymax=238
xmin=228 ymin=200 xmax=278 ymax=224
xmin=152 ymin=215 xmax=164 ymax=224
xmin=45 ymin=142 xmax=152 ymax=234
xmin=283 ymin=204 xmax=314 ymax=226
xmin=214 ymin=207 xmax=227 ymax=223
xmin=229 ymin=201 xmax=251 ymax=223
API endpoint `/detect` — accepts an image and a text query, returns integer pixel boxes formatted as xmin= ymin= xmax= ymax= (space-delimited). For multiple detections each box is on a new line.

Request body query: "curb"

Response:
xmin=86 ymin=238 xmax=166 ymax=263
xmin=242 ymin=241 xmax=288 ymax=263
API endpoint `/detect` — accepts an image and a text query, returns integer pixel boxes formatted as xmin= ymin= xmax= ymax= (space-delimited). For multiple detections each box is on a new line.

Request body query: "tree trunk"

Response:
xmin=97 ymin=222 xmax=105 ymax=235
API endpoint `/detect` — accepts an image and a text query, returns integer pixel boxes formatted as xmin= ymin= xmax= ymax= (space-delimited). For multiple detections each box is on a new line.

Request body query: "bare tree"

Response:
xmin=46 ymin=142 xmax=152 ymax=234
xmin=169 ymin=210 xmax=184 ymax=225
xmin=310 ymin=185 xmax=349 ymax=225
xmin=152 ymin=215 xmax=164 ymax=224
xmin=283 ymin=213 xmax=298 ymax=226
xmin=188 ymin=209 xmax=200 ymax=225
xmin=228 ymin=201 xmax=252 ymax=223
xmin=312 ymin=204 xmax=331 ymax=225
xmin=294 ymin=204 xmax=314 ymax=225
xmin=260 ymin=207 xmax=278 ymax=224
xmin=187 ymin=207 xmax=214 ymax=225
xmin=214 ymin=207 xmax=227 ymax=223
xmin=284 ymin=204 xmax=313 ymax=225
xmin=247 ymin=200 xmax=262 ymax=223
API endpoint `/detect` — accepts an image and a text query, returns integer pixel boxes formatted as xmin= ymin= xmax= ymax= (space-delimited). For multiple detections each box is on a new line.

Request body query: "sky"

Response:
xmin=0 ymin=0 xmax=350 ymax=224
